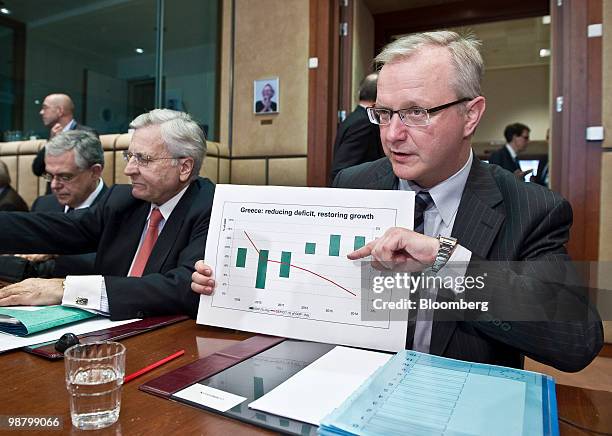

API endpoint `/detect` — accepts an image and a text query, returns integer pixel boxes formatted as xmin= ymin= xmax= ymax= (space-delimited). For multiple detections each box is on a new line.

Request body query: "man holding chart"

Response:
xmin=192 ymin=31 xmax=602 ymax=372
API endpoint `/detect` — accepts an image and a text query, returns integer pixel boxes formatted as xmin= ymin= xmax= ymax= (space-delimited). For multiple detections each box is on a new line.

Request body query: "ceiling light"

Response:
xmin=0 ymin=8 xmax=10 ymax=14
xmin=539 ymin=49 xmax=551 ymax=58
xmin=542 ymin=15 xmax=551 ymax=25
xmin=135 ymin=48 xmax=144 ymax=54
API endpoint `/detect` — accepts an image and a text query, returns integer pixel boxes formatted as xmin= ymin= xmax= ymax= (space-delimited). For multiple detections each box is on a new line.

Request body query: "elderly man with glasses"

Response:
xmin=2 ymin=131 xmax=108 ymax=280
xmin=192 ymin=31 xmax=601 ymax=372
xmin=0 ymin=109 xmax=214 ymax=320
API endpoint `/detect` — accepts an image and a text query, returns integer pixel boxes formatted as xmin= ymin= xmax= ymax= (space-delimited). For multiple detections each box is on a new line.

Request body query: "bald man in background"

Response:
xmin=32 ymin=93 xmax=97 ymax=187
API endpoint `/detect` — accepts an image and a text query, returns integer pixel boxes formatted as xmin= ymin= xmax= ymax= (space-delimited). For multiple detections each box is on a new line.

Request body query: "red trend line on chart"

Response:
xmin=243 ymin=231 xmax=357 ymax=297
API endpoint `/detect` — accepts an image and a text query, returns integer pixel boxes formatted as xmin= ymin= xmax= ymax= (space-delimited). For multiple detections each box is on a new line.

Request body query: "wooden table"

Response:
xmin=0 ymin=320 xmax=610 ymax=435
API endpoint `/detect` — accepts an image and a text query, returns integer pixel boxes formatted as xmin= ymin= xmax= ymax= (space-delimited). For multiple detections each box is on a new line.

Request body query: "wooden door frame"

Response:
xmin=307 ymin=0 xmax=340 ymax=187
xmin=551 ymin=0 xmax=602 ymax=261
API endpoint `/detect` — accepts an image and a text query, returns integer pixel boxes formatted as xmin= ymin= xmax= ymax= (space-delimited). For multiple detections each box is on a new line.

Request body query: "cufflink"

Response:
xmin=75 ymin=297 xmax=89 ymax=306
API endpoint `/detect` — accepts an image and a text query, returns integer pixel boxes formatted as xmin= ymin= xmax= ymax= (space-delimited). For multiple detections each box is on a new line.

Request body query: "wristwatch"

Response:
xmin=429 ymin=235 xmax=458 ymax=273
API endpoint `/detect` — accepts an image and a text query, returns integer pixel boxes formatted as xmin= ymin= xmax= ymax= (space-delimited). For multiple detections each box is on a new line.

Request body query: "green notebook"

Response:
xmin=0 ymin=306 xmax=98 ymax=336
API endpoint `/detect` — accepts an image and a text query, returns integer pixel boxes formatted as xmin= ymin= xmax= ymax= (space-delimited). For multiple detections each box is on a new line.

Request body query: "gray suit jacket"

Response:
xmin=333 ymin=157 xmax=603 ymax=371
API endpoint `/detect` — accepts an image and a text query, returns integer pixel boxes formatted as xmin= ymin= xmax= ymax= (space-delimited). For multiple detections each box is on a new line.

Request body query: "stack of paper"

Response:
xmin=319 ymin=350 xmax=558 ymax=436
xmin=0 ymin=305 xmax=97 ymax=336
xmin=248 ymin=346 xmax=392 ymax=425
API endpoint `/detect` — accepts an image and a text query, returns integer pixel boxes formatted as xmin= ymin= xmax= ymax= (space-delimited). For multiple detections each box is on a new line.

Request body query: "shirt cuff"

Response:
xmin=437 ymin=244 xmax=472 ymax=294
xmin=62 ymin=275 xmax=110 ymax=316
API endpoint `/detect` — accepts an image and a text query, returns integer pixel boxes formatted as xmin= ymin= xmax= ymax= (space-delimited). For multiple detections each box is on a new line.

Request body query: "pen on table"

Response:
xmin=124 ymin=349 xmax=185 ymax=383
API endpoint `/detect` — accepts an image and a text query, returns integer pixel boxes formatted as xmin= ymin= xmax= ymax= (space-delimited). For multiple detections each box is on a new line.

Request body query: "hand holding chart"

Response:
xmin=197 ymin=185 xmax=414 ymax=351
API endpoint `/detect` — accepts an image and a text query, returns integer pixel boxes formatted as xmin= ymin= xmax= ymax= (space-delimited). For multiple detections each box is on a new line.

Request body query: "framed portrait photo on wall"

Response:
xmin=254 ymin=78 xmax=279 ymax=114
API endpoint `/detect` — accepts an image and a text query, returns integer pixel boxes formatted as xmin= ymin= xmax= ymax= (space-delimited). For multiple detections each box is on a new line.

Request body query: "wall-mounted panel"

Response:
xmin=231 ymin=0 xmax=309 ymax=158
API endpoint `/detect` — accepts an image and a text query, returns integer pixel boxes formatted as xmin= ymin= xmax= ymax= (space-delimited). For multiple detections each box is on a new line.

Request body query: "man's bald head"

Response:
xmin=40 ymin=93 xmax=75 ymax=128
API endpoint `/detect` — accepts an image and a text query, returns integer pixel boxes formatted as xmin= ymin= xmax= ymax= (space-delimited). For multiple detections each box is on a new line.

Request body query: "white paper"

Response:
xmin=248 ymin=346 xmax=392 ymax=425
xmin=1 ymin=305 xmax=54 ymax=312
xmin=198 ymin=185 xmax=412 ymax=352
xmin=174 ymin=384 xmax=247 ymax=412
xmin=0 ymin=317 xmax=138 ymax=353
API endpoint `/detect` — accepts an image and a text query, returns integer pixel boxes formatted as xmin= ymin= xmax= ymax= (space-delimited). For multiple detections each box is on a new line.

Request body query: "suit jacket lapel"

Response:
xmin=364 ymin=159 xmax=398 ymax=190
xmin=142 ymin=182 xmax=197 ymax=275
xmin=430 ymin=158 xmax=505 ymax=356
xmin=452 ymin=158 xmax=505 ymax=257
xmin=112 ymin=202 xmax=150 ymax=275
xmin=91 ymin=183 xmax=108 ymax=207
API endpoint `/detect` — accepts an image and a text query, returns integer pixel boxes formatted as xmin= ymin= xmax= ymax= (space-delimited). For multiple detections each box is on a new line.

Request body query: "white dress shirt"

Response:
xmin=398 ymin=151 xmax=474 ymax=353
xmin=62 ymin=119 xmax=77 ymax=132
xmin=63 ymin=178 xmax=104 ymax=213
xmin=505 ymin=143 xmax=520 ymax=169
xmin=62 ymin=185 xmax=190 ymax=315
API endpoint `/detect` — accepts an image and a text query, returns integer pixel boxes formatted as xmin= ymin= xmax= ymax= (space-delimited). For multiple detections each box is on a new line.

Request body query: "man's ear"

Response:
xmin=463 ymin=96 xmax=486 ymax=138
xmin=178 ymin=157 xmax=195 ymax=182
xmin=90 ymin=164 xmax=103 ymax=178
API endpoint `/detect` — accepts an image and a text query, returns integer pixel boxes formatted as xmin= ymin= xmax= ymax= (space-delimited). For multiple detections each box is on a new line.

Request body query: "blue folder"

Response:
xmin=319 ymin=350 xmax=558 ymax=436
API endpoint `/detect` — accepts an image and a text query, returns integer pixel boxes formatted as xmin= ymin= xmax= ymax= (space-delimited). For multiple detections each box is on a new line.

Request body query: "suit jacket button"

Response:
xmin=136 ymin=311 xmax=145 ymax=318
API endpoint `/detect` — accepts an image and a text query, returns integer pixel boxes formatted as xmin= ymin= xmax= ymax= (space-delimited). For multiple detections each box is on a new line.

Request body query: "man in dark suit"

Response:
xmin=488 ymin=123 xmax=532 ymax=180
xmin=0 ymin=109 xmax=213 ymax=320
xmin=32 ymin=93 xmax=97 ymax=191
xmin=329 ymin=73 xmax=385 ymax=183
xmin=0 ymin=160 xmax=28 ymax=211
xmin=192 ymin=31 xmax=602 ymax=372
xmin=23 ymin=130 xmax=107 ymax=277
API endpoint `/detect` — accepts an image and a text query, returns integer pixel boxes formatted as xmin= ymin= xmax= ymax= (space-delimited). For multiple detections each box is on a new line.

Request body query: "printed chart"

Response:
xmin=198 ymin=185 xmax=413 ymax=351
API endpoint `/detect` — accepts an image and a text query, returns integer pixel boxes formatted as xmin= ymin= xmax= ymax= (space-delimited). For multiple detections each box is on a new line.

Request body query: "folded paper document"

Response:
xmin=0 ymin=305 xmax=97 ymax=336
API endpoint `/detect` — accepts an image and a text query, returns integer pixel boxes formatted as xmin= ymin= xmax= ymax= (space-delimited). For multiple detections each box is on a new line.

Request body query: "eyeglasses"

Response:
xmin=122 ymin=150 xmax=182 ymax=167
xmin=366 ymin=98 xmax=473 ymax=127
xmin=42 ymin=171 xmax=84 ymax=183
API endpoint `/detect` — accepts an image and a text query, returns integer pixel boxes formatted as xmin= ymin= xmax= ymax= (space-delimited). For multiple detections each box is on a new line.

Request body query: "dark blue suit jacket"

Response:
xmin=30 ymin=183 xmax=107 ymax=277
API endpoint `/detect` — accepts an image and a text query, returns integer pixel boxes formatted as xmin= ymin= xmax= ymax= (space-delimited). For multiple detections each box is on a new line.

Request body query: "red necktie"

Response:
xmin=129 ymin=208 xmax=164 ymax=277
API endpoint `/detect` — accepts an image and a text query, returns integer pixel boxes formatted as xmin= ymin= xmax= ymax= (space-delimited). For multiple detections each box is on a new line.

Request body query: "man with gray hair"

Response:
xmin=193 ymin=31 xmax=602 ymax=372
xmin=13 ymin=130 xmax=107 ymax=278
xmin=337 ymin=31 xmax=602 ymax=371
xmin=34 ymin=130 xmax=106 ymax=213
xmin=0 ymin=109 xmax=214 ymax=320
xmin=0 ymin=160 xmax=28 ymax=211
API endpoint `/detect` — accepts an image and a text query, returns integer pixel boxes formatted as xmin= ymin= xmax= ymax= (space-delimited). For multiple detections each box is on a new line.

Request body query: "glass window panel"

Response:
xmin=17 ymin=0 xmax=156 ymax=137
xmin=0 ymin=25 xmax=15 ymax=139
xmin=162 ymin=0 xmax=220 ymax=141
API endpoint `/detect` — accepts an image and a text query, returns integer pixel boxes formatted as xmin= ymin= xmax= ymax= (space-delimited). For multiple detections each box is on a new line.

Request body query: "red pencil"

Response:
xmin=124 ymin=350 xmax=185 ymax=383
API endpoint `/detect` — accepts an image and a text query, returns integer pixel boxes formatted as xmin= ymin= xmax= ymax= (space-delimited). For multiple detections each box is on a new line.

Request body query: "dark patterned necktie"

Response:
xmin=406 ymin=191 xmax=433 ymax=349
xmin=414 ymin=191 xmax=433 ymax=234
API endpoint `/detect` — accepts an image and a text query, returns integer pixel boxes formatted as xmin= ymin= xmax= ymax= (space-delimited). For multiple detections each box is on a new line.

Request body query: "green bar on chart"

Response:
xmin=255 ymin=250 xmax=269 ymax=289
xmin=236 ymin=247 xmax=247 ymax=267
xmin=329 ymin=235 xmax=341 ymax=256
xmin=305 ymin=242 xmax=316 ymax=254
xmin=254 ymin=376 xmax=264 ymax=399
xmin=354 ymin=236 xmax=366 ymax=251
xmin=280 ymin=251 xmax=291 ymax=278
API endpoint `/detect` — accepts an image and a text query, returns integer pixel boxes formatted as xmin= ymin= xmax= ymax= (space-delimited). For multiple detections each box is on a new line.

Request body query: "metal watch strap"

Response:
xmin=430 ymin=235 xmax=457 ymax=273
